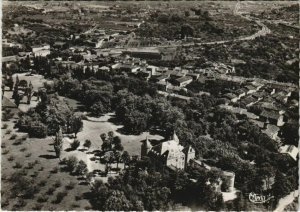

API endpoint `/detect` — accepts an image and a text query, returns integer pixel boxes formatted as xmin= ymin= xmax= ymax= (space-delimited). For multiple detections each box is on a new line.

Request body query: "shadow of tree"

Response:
xmin=39 ymin=154 xmax=57 ymax=159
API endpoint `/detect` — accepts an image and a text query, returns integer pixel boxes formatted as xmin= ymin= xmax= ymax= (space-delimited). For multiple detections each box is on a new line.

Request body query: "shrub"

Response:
xmin=46 ymin=187 xmax=55 ymax=195
xmin=13 ymin=139 xmax=22 ymax=145
xmin=14 ymin=162 xmax=22 ymax=168
xmin=28 ymin=122 xmax=47 ymax=138
xmin=34 ymin=160 xmax=40 ymax=165
xmin=26 ymin=162 xmax=34 ymax=169
xmin=38 ymin=166 xmax=44 ymax=171
xmin=8 ymin=156 xmax=15 ymax=161
xmin=38 ymin=180 xmax=46 ymax=187
xmin=53 ymin=191 xmax=67 ymax=204
xmin=83 ymin=139 xmax=92 ymax=150
xmin=22 ymin=135 xmax=28 ymax=140
xmin=71 ymin=203 xmax=80 ymax=208
xmin=2 ymin=149 xmax=9 ymax=155
xmin=31 ymin=171 xmax=39 ymax=178
xmin=6 ymin=129 xmax=12 ymax=134
xmin=70 ymin=139 xmax=80 ymax=150
xmin=75 ymin=195 xmax=82 ymax=201
xmin=53 ymin=180 xmax=61 ymax=188
xmin=75 ymin=160 xmax=88 ymax=176
xmin=25 ymin=153 xmax=32 ymax=157
xmin=37 ymin=194 xmax=48 ymax=203
xmin=1 ymin=143 xmax=6 ymax=148
xmin=1 ymin=199 xmax=9 ymax=208
xmin=51 ymin=167 xmax=59 ymax=173
xmin=2 ymin=124 xmax=8 ymax=129
xmin=65 ymin=156 xmax=79 ymax=173
xmin=20 ymin=147 xmax=27 ymax=152
xmin=32 ymin=203 xmax=43 ymax=210
xmin=65 ymin=181 xmax=76 ymax=190
xmin=10 ymin=134 xmax=17 ymax=140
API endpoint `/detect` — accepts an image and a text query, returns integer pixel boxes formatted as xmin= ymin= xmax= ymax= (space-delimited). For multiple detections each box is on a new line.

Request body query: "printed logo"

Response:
xmin=249 ymin=192 xmax=274 ymax=204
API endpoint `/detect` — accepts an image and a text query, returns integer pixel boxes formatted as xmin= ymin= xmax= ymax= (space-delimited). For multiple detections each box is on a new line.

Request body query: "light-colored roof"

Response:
xmin=279 ymin=145 xmax=298 ymax=161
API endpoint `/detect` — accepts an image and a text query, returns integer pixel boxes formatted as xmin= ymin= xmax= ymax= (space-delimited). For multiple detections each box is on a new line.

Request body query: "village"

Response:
xmin=1 ymin=1 xmax=299 ymax=211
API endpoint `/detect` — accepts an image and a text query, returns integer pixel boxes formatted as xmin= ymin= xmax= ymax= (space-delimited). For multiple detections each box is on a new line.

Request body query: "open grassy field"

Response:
xmin=1 ymin=106 xmax=92 ymax=210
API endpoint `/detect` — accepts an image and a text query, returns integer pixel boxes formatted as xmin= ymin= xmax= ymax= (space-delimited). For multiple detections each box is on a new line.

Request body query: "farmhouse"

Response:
xmin=260 ymin=110 xmax=284 ymax=127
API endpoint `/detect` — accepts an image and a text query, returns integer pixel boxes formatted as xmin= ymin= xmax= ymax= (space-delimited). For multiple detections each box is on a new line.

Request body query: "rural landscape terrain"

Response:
xmin=1 ymin=1 xmax=299 ymax=211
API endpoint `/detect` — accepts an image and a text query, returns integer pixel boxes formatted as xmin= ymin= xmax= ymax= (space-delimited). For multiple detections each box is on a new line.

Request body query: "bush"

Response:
xmin=46 ymin=187 xmax=55 ymax=195
xmin=32 ymin=203 xmax=43 ymax=210
xmin=53 ymin=180 xmax=61 ymax=188
xmin=22 ymin=135 xmax=28 ymax=140
xmin=14 ymin=162 xmax=22 ymax=168
xmin=70 ymin=139 xmax=80 ymax=150
xmin=8 ymin=156 xmax=15 ymax=161
xmin=34 ymin=160 xmax=40 ymax=165
xmin=2 ymin=124 xmax=8 ymax=129
xmin=75 ymin=195 xmax=82 ymax=201
xmin=25 ymin=153 xmax=32 ymax=158
xmin=38 ymin=180 xmax=46 ymax=187
xmin=1 ymin=143 xmax=6 ymax=148
xmin=83 ymin=139 xmax=92 ymax=150
xmin=6 ymin=129 xmax=12 ymax=134
xmin=65 ymin=181 xmax=76 ymax=190
xmin=10 ymin=134 xmax=17 ymax=140
xmin=65 ymin=156 xmax=79 ymax=173
xmin=2 ymin=149 xmax=9 ymax=155
xmin=28 ymin=122 xmax=47 ymax=138
xmin=13 ymin=139 xmax=22 ymax=145
xmin=51 ymin=167 xmax=59 ymax=173
xmin=26 ymin=162 xmax=35 ymax=169
xmin=20 ymin=147 xmax=27 ymax=152
xmin=75 ymin=160 xmax=88 ymax=176
xmin=38 ymin=166 xmax=44 ymax=171
xmin=53 ymin=191 xmax=67 ymax=204
xmin=37 ymin=194 xmax=48 ymax=203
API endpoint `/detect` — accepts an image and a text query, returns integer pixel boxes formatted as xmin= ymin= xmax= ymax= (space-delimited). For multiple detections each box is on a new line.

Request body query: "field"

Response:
xmin=2 ymin=73 xmax=164 ymax=210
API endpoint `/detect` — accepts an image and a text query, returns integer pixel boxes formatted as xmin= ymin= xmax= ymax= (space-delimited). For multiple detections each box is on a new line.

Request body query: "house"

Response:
xmin=32 ymin=44 xmax=50 ymax=52
xmin=173 ymin=76 xmax=193 ymax=87
xmin=240 ymin=96 xmax=257 ymax=107
xmin=262 ymin=124 xmax=280 ymax=140
xmin=279 ymin=145 xmax=298 ymax=161
xmin=141 ymin=132 xmax=195 ymax=170
xmin=244 ymin=84 xmax=257 ymax=94
xmin=234 ymin=89 xmax=246 ymax=99
xmin=224 ymin=93 xmax=238 ymax=103
xmin=260 ymin=110 xmax=284 ymax=127
xmin=261 ymin=102 xmax=285 ymax=115
xmin=186 ymin=73 xmax=200 ymax=80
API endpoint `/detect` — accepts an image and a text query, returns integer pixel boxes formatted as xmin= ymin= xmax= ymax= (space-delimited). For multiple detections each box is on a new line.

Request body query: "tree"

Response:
xmin=83 ymin=139 xmax=92 ymax=150
xmin=53 ymin=127 xmax=63 ymax=160
xmin=114 ymin=151 xmax=121 ymax=169
xmin=104 ymin=191 xmax=132 ymax=211
xmin=70 ymin=139 xmax=80 ymax=150
xmin=121 ymin=151 xmax=130 ymax=169
xmin=65 ymin=156 xmax=79 ymax=173
xmin=75 ymin=160 xmax=88 ymax=176
xmin=71 ymin=115 xmax=83 ymax=138
xmin=113 ymin=136 xmax=123 ymax=152
xmin=100 ymin=133 xmax=107 ymax=142
xmin=102 ymin=140 xmax=112 ymax=152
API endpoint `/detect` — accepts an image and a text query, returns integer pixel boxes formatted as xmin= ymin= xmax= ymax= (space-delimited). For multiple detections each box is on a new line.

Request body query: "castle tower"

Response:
xmin=172 ymin=131 xmax=179 ymax=143
xmin=141 ymin=137 xmax=152 ymax=157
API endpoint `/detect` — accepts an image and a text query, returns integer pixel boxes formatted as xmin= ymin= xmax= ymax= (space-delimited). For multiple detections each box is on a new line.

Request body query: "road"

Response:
xmin=274 ymin=190 xmax=298 ymax=212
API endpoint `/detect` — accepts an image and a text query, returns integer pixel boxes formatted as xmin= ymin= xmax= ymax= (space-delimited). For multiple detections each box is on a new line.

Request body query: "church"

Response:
xmin=141 ymin=132 xmax=195 ymax=170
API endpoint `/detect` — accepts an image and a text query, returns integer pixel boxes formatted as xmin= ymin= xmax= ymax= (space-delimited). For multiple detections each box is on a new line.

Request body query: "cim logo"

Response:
xmin=249 ymin=192 xmax=274 ymax=204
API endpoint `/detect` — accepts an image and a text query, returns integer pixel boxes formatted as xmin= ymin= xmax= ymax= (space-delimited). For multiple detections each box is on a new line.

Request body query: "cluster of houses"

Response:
xmin=220 ymin=79 xmax=298 ymax=160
